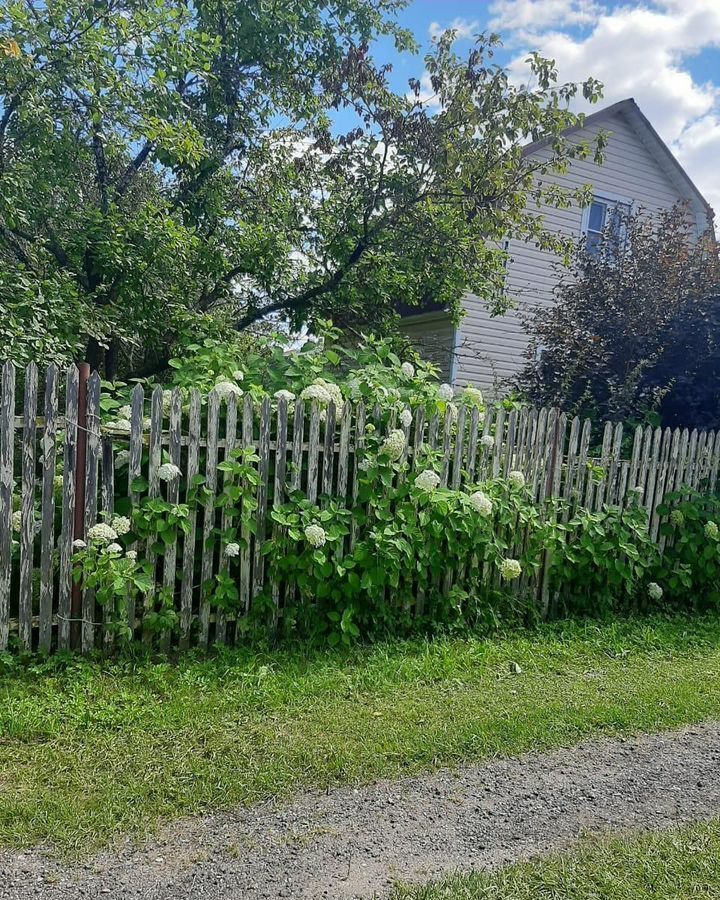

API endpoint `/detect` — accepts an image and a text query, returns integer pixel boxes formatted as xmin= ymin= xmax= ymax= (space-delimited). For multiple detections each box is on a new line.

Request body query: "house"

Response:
xmin=399 ymin=98 xmax=715 ymax=392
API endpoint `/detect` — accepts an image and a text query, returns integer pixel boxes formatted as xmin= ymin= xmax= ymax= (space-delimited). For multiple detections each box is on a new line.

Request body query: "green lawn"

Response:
xmin=392 ymin=820 xmax=720 ymax=899
xmin=1 ymin=615 xmax=720 ymax=855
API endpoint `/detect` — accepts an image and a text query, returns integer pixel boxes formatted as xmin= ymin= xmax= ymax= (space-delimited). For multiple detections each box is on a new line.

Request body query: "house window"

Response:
xmin=583 ymin=196 xmax=630 ymax=255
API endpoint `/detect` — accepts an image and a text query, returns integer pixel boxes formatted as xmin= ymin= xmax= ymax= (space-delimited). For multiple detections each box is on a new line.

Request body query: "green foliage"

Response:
xmin=1 ymin=1 xmax=603 ymax=376
xmin=519 ymin=204 xmax=720 ymax=428
xmin=652 ymin=490 xmax=720 ymax=608
xmin=549 ymin=499 xmax=660 ymax=617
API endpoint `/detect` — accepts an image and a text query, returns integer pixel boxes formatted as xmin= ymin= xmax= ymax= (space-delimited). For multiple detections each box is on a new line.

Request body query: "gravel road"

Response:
xmin=3 ymin=723 xmax=720 ymax=899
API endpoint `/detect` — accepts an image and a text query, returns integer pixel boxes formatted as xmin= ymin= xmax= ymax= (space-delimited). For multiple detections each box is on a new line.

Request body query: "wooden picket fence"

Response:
xmin=1 ymin=359 xmax=719 ymax=654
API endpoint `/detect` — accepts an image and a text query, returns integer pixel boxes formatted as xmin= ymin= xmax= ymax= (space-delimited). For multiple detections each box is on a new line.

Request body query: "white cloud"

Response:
xmin=500 ymin=0 xmax=720 ymax=214
xmin=489 ymin=0 xmax=600 ymax=33
xmin=429 ymin=18 xmax=480 ymax=41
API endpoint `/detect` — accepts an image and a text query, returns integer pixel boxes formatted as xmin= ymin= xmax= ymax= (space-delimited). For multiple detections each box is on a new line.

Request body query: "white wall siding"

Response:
xmin=455 ymin=108 xmax=712 ymax=391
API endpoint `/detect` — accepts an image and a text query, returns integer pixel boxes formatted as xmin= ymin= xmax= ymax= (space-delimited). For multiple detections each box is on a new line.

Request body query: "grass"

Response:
xmin=1 ymin=614 xmax=720 ymax=855
xmin=392 ymin=820 xmax=720 ymax=899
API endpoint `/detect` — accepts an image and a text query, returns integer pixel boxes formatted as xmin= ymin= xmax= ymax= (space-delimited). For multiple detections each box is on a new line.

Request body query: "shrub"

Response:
xmin=518 ymin=204 xmax=720 ymax=429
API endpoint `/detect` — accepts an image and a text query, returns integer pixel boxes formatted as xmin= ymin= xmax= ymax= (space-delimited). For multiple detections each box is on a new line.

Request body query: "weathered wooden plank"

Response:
xmin=335 ymin=401 xmax=352 ymax=501
xmin=214 ymin=392 xmax=237 ymax=646
xmin=321 ymin=401 xmax=336 ymax=499
xmin=82 ymin=371 xmax=101 ymax=652
xmin=179 ymin=390 xmax=201 ymax=649
xmin=649 ymin=428 xmax=673 ymax=540
xmin=606 ymin=423 xmax=623 ymax=506
xmin=252 ymin=397 xmax=272 ymax=603
xmin=502 ymin=408 xmax=518 ymax=478
xmin=451 ymin=405 xmax=466 ymax=490
xmin=126 ymin=383 xmax=144 ymax=638
xmin=306 ymin=401 xmax=321 ymax=505
xmin=199 ymin=391 xmax=220 ymax=646
xmin=39 ymin=365 xmax=59 ymax=652
xmin=0 ymin=362 xmax=14 ymax=650
xmin=349 ymin=403 xmax=366 ymax=552
xmin=465 ymin=407 xmax=479 ymax=484
xmin=17 ymin=363 xmax=38 ymax=651
xmin=492 ymin=406 xmax=506 ymax=480
xmin=238 ymin=394 xmax=254 ymax=615
xmin=57 ymin=366 xmax=78 ymax=652
xmin=160 ymin=388 xmax=182 ymax=650
xmin=142 ymin=385 xmax=163 ymax=645
xmin=271 ymin=397 xmax=289 ymax=612
xmin=289 ymin=399 xmax=305 ymax=493
xmin=101 ymin=436 xmax=115 ymax=651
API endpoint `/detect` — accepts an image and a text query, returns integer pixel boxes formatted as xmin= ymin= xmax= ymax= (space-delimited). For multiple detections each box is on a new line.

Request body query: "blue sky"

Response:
xmin=370 ymin=0 xmax=720 ymax=211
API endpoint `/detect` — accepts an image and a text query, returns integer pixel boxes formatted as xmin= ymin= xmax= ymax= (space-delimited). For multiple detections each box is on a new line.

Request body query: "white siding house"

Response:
xmin=399 ymin=98 xmax=715 ymax=392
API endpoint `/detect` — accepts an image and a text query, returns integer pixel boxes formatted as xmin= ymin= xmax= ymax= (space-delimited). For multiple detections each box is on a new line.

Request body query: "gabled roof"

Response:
xmin=522 ymin=98 xmax=714 ymax=224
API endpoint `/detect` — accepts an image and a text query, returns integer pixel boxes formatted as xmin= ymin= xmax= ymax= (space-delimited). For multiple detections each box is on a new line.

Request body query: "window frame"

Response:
xmin=580 ymin=192 xmax=632 ymax=255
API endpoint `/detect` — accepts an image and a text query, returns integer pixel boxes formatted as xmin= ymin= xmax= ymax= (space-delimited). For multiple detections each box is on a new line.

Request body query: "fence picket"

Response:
xmin=57 ymin=366 xmax=78 ymax=651
xmin=161 ymin=388 xmax=183 ymax=650
xmin=199 ymin=391 xmax=220 ymax=646
xmin=19 ymin=363 xmax=38 ymax=651
xmin=179 ymin=390 xmax=201 ymax=648
xmin=238 ymin=394 xmax=253 ymax=615
xmin=271 ymin=398 xmax=289 ymax=614
xmin=306 ymin=402 xmax=321 ymax=505
xmin=39 ymin=365 xmax=58 ymax=652
xmin=101 ymin=436 xmax=115 ymax=650
xmin=252 ymin=397 xmax=271 ymax=603
xmin=81 ymin=371 xmax=101 ymax=652
xmin=0 ymin=362 xmax=14 ymax=651
xmin=215 ymin=392 xmax=237 ymax=646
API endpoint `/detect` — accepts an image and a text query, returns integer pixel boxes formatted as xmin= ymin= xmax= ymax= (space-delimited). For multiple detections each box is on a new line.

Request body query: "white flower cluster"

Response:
xmin=53 ymin=475 xmax=64 ymax=491
xmin=214 ymin=381 xmax=244 ymax=402
xmin=111 ymin=515 xmax=131 ymax=536
xmin=118 ymin=404 xmax=132 ymax=421
xmin=358 ymin=457 xmax=372 ymax=472
xmin=705 ymin=520 xmax=718 ymax=540
xmin=88 ymin=522 xmax=118 ymax=545
xmin=469 ymin=491 xmax=493 ymax=517
xmin=12 ymin=509 xmax=22 ymax=533
xmin=162 ymin=389 xmax=173 ymax=415
xmin=480 ymin=435 xmax=495 ymax=450
xmin=499 ymin=558 xmax=522 ymax=581
xmin=400 ymin=409 xmax=413 ymax=429
xmin=670 ymin=509 xmax=684 ymax=528
xmin=224 ymin=542 xmax=240 ymax=558
xmin=415 ymin=469 xmax=440 ymax=492
xmin=401 ymin=362 xmax=415 ymax=378
xmin=105 ymin=418 xmax=131 ymax=433
xmin=461 ymin=385 xmax=484 ymax=408
xmin=300 ymin=379 xmax=344 ymax=413
xmin=508 ymin=470 xmax=526 ymax=489
xmin=126 ymin=549 xmax=137 ymax=560
xmin=380 ymin=429 xmax=406 ymax=462
xmin=233 ymin=370 xmax=244 ymax=382
xmin=437 ymin=383 xmax=454 ymax=402
xmin=158 ymin=462 xmax=182 ymax=482
xmin=274 ymin=389 xmax=296 ymax=404
xmin=304 ymin=523 xmax=327 ymax=548
xmin=106 ymin=542 xmax=123 ymax=554
xmin=648 ymin=582 xmax=664 ymax=601
xmin=72 ymin=538 xmax=87 ymax=550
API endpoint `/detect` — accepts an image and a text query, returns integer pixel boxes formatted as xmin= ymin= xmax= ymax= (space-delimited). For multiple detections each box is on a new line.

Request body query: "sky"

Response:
xmin=372 ymin=0 xmax=720 ymax=214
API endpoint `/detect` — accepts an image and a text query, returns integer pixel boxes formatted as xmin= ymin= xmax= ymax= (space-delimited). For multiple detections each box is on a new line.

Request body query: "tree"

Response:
xmin=517 ymin=204 xmax=720 ymax=429
xmin=0 ymin=1 xmax=603 ymax=378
